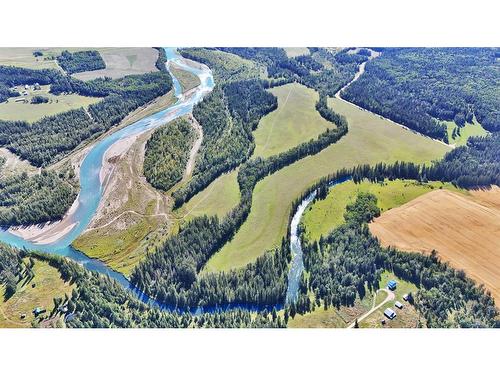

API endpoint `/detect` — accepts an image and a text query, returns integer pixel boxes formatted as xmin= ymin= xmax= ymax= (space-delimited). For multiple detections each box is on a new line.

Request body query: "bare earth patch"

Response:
xmin=369 ymin=188 xmax=500 ymax=306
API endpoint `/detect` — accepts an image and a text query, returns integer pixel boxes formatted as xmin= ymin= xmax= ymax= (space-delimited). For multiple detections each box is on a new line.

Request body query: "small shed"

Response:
xmin=387 ymin=280 xmax=397 ymax=290
xmin=395 ymin=301 xmax=403 ymax=309
xmin=402 ymin=294 xmax=409 ymax=301
xmin=384 ymin=308 xmax=397 ymax=320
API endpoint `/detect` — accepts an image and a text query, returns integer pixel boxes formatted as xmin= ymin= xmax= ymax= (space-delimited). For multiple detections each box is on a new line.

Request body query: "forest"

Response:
xmin=0 ymin=169 xmax=77 ymax=226
xmin=143 ymin=118 xmax=195 ymax=191
xmin=342 ymin=48 xmax=500 ymax=140
xmin=299 ymin=193 xmax=499 ymax=328
xmin=0 ymin=70 xmax=172 ymax=167
xmin=56 ymin=50 xmax=106 ymax=74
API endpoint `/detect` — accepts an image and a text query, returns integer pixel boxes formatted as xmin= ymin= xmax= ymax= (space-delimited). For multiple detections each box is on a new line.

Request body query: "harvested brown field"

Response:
xmin=369 ymin=188 xmax=500 ymax=306
xmin=72 ymin=47 xmax=159 ymax=80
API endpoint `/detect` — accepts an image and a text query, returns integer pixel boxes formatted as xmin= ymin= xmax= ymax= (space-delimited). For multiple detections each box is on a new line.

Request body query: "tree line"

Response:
xmin=56 ymin=50 xmax=106 ymax=74
xmin=342 ymin=48 xmax=500 ymax=140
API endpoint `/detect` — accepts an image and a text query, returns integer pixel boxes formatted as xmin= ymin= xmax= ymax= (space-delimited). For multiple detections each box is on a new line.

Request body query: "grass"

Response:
xmin=170 ymin=64 xmax=201 ymax=93
xmin=0 ymin=47 xmax=86 ymax=70
xmin=0 ymin=84 xmax=101 ymax=122
xmin=253 ymin=83 xmax=335 ymax=158
xmin=0 ymin=258 xmax=74 ymax=328
xmin=175 ymin=169 xmax=240 ymax=221
xmin=284 ymin=47 xmax=310 ymax=58
xmin=203 ymin=96 xmax=449 ymax=272
xmin=288 ymin=307 xmax=346 ymax=328
xmin=445 ymin=117 xmax=488 ymax=146
xmin=302 ymin=179 xmax=464 ymax=241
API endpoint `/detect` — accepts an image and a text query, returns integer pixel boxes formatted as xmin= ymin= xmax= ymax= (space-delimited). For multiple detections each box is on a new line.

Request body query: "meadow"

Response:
xmin=0 ymin=259 xmax=74 ymax=328
xmin=445 ymin=117 xmax=488 ymax=146
xmin=0 ymin=84 xmax=101 ymax=122
xmin=283 ymin=47 xmax=310 ymax=58
xmin=203 ymin=96 xmax=449 ymax=272
xmin=252 ymin=83 xmax=335 ymax=158
xmin=302 ymin=179 xmax=463 ymax=241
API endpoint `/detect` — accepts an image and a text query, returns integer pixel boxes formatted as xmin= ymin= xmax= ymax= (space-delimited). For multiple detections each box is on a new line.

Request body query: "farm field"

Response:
xmin=252 ymin=83 xmax=335 ymax=159
xmin=302 ymin=179 xmax=463 ymax=241
xmin=203 ymin=96 xmax=449 ymax=272
xmin=72 ymin=47 xmax=159 ymax=80
xmin=369 ymin=188 xmax=500 ymax=307
xmin=284 ymin=47 xmax=310 ymax=58
xmin=0 ymin=84 xmax=101 ymax=122
xmin=0 ymin=258 xmax=74 ymax=328
xmin=0 ymin=47 xmax=86 ymax=70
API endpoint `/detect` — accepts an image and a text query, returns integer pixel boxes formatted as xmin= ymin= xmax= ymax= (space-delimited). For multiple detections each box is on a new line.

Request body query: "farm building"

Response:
xmin=395 ymin=301 xmax=403 ymax=309
xmin=387 ymin=280 xmax=397 ymax=290
xmin=384 ymin=308 xmax=397 ymax=320
xmin=402 ymin=294 xmax=409 ymax=301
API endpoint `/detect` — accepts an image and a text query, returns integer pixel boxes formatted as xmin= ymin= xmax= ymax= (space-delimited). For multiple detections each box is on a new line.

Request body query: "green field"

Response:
xmin=288 ymin=307 xmax=347 ymax=328
xmin=284 ymin=47 xmax=310 ymax=58
xmin=302 ymin=179 xmax=463 ymax=241
xmin=0 ymin=48 xmax=85 ymax=70
xmin=176 ymin=169 xmax=240 ymax=221
xmin=253 ymin=83 xmax=335 ymax=158
xmin=203 ymin=96 xmax=449 ymax=272
xmin=0 ymin=258 xmax=74 ymax=328
xmin=445 ymin=118 xmax=488 ymax=146
xmin=0 ymin=84 xmax=101 ymax=122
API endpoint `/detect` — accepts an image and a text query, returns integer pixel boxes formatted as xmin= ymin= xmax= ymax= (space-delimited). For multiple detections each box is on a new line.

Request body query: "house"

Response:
xmin=34 ymin=83 xmax=41 ymax=90
xmin=384 ymin=308 xmax=397 ymax=320
xmin=387 ymin=280 xmax=397 ymax=291
xmin=402 ymin=294 xmax=409 ymax=301
xmin=24 ymin=84 xmax=29 ymax=90
xmin=395 ymin=301 xmax=403 ymax=309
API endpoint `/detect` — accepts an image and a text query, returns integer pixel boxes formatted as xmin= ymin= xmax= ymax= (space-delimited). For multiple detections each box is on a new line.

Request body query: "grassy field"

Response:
xmin=445 ymin=118 xmax=488 ymax=146
xmin=302 ymin=179 xmax=463 ymax=241
xmin=253 ymin=83 xmax=335 ymax=158
xmin=0 ymin=147 xmax=38 ymax=177
xmin=170 ymin=64 xmax=201 ymax=93
xmin=0 ymin=84 xmax=101 ymax=122
xmin=284 ymin=47 xmax=310 ymax=58
xmin=176 ymin=169 xmax=240 ymax=221
xmin=204 ymin=96 xmax=449 ymax=272
xmin=359 ymin=271 xmax=422 ymax=328
xmin=288 ymin=307 xmax=347 ymax=328
xmin=0 ymin=258 xmax=74 ymax=328
xmin=0 ymin=47 xmax=84 ymax=70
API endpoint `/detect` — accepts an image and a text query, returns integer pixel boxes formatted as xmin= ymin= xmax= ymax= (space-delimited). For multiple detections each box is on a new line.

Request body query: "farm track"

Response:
xmin=347 ymin=289 xmax=394 ymax=328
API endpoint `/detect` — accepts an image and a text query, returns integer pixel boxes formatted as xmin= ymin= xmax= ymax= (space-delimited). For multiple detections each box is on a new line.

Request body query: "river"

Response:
xmin=0 ymin=48 xmax=214 ymax=291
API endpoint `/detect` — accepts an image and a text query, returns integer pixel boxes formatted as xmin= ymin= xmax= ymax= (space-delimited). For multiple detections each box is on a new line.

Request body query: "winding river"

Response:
xmin=0 ymin=48 xmax=379 ymax=311
xmin=0 ymin=48 xmax=214 ymax=294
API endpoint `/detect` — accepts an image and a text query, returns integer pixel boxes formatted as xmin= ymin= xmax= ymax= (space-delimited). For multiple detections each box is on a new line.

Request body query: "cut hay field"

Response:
xmin=302 ymin=179 xmax=463 ymax=241
xmin=0 ymin=259 xmax=74 ymax=328
xmin=0 ymin=84 xmax=101 ymax=122
xmin=203 ymin=96 xmax=449 ymax=272
xmin=253 ymin=83 xmax=335 ymax=159
xmin=369 ymin=188 xmax=500 ymax=307
xmin=72 ymin=47 xmax=159 ymax=81
xmin=284 ymin=47 xmax=310 ymax=58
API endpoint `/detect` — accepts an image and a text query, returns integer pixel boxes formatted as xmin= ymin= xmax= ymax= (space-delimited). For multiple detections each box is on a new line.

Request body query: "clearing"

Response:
xmin=302 ymin=179 xmax=463 ymax=241
xmin=72 ymin=48 xmax=159 ymax=81
xmin=284 ymin=47 xmax=310 ymax=58
xmin=203 ymin=96 xmax=449 ymax=272
xmin=0 ymin=84 xmax=101 ymax=122
xmin=369 ymin=188 xmax=500 ymax=307
xmin=0 ymin=258 xmax=74 ymax=328
xmin=445 ymin=117 xmax=488 ymax=146
xmin=252 ymin=83 xmax=335 ymax=159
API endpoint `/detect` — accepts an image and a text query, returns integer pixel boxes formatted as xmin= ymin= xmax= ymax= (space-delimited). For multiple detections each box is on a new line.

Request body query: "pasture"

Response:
xmin=0 ymin=259 xmax=73 ymax=328
xmin=0 ymin=84 xmax=101 ymax=122
xmin=204 ymin=96 xmax=449 ymax=272
xmin=370 ymin=188 xmax=500 ymax=307
xmin=252 ymin=83 xmax=335 ymax=158
xmin=302 ymin=179 xmax=462 ymax=241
